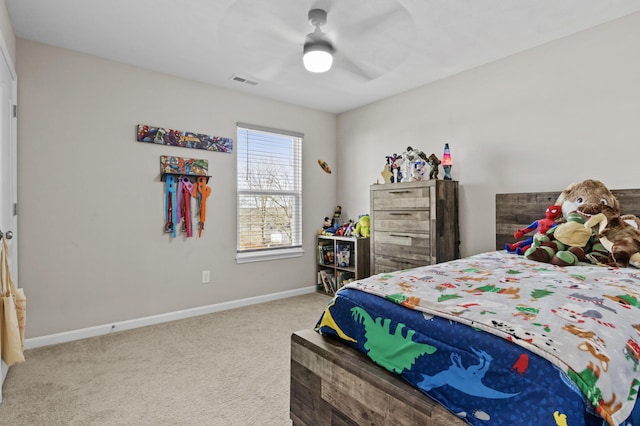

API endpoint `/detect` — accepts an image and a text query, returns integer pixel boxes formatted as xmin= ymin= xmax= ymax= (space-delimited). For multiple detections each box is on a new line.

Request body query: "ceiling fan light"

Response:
xmin=303 ymin=43 xmax=333 ymax=73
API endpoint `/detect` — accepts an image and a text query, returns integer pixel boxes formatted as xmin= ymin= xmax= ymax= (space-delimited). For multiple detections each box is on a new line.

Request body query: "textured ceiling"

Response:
xmin=7 ymin=0 xmax=640 ymax=113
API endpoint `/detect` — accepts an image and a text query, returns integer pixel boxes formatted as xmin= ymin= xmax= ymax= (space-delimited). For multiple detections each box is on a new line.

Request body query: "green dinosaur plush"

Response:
xmin=524 ymin=211 xmax=606 ymax=266
xmin=354 ymin=215 xmax=370 ymax=238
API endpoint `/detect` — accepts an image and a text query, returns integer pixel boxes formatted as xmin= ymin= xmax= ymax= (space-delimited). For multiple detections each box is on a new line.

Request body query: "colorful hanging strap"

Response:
xmin=180 ymin=176 xmax=194 ymax=238
xmin=192 ymin=177 xmax=211 ymax=238
xmin=176 ymin=175 xmax=183 ymax=228
xmin=164 ymin=175 xmax=177 ymax=237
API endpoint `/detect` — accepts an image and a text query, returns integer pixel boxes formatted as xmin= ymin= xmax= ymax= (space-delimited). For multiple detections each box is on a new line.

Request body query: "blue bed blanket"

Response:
xmin=315 ymin=251 xmax=640 ymax=426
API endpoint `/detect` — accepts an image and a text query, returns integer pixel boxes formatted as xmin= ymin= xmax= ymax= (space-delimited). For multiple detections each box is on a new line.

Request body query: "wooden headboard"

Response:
xmin=495 ymin=189 xmax=640 ymax=250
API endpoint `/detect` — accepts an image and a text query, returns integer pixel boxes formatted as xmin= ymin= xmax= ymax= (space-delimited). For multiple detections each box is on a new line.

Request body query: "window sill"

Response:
xmin=236 ymin=247 xmax=304 ymax=264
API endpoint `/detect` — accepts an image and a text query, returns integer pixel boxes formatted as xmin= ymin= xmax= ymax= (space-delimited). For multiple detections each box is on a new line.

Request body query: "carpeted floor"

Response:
xmin=0 ymin=292 xmax=330 ymax=426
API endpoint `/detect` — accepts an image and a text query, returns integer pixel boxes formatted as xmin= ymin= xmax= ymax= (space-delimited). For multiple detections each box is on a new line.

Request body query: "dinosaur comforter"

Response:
xmin=315 ymin=251 xmax=640 ymax=426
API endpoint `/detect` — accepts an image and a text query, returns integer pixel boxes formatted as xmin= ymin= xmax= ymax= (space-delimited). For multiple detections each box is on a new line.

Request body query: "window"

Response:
xmin=236 ymin=123 xmax=303 ymax=263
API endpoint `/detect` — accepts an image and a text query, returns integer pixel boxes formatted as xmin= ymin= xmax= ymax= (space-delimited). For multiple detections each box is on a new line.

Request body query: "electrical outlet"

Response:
xmin=201 ymin=270 xmax=211 ymax=284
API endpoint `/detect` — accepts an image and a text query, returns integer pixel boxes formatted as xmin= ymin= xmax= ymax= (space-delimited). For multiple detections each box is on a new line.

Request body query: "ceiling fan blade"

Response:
xmin=335 ymin=4 xmax=409 ymax=42
xmin=253 ymin=52 xmax=302 ymax=82
xmin=332 ymin=50 xmax=381 ymax=81
xmin=261 ymin=19 xmax=303 ymax=45
xmin=333 ymin=5 xmax=415 ymax=78
xmin=219 ymin=1 xmax=307 ymax=54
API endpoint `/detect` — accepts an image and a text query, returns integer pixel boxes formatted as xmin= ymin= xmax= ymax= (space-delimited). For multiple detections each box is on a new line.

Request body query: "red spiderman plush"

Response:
xmin=505 ymin=205 xmax=562 ymax=255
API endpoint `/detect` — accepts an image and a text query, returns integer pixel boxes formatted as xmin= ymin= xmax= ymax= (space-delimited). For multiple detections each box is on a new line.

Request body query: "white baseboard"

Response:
xmin=24 ymin=286 xmax=317 ymax=350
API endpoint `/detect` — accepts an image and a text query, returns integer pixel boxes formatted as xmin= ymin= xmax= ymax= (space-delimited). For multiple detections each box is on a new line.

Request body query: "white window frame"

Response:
xmin=236 ymin=122 xmax=304 ymax=263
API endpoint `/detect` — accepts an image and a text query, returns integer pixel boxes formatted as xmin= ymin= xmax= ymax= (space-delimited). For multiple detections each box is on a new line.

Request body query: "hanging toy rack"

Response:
xmin=160 ymin=155 xmax=211 ymax=238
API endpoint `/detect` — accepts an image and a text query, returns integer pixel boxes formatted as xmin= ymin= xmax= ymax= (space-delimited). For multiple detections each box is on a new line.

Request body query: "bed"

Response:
xmin=290 ymin=189 xmax=640 ymax=426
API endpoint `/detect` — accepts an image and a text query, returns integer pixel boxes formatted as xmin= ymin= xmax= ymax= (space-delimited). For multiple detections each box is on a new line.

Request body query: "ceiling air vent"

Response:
xmin=230 ymin=75 xmax=258 ymax=86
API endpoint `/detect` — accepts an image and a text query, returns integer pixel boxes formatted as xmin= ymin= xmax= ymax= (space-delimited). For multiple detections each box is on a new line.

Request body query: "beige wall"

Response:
xmin=16 ymin=39 xmax=337 ymax=337
xmin=337 ymin=11 xmax=640 ymax=258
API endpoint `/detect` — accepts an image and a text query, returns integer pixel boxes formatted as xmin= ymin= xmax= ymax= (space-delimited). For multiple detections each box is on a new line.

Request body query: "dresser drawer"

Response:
xmin=371 ymin=187 xmax=431 ymax=210
xmin=373 ymin=231 xmax=432 ymax=270
xmin=372 ymin=210 xmax=431 ymax=233
xmin=373 ymin=231 xmax=435 ymax=273
xmin=373 ymin=253 xmax=432 ymax=274
xmin=374 ymin=230 xmax=430 ymax=248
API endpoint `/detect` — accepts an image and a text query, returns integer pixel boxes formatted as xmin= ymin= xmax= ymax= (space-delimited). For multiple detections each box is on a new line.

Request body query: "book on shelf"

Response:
xmin=336 ymin=243 xmax=352 ymax=267
xmin=319 ymin=269 xmax=336 ymax=293
xmin=318 ymin=241 xmax=335 ymax=265
xmin=317 ymin=271 xmax=328 ymax=292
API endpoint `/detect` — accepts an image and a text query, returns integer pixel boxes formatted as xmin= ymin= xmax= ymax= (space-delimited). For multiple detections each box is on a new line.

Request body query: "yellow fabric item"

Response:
xmin=554 ymin=221 xmax=592 ymax=247
xmin=1 ymin=237 xmax=25 ymax=366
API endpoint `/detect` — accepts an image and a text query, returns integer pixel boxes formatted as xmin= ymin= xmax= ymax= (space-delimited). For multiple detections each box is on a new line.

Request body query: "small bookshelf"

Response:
xmin=316 ymin=235 xmax=370 ymax=295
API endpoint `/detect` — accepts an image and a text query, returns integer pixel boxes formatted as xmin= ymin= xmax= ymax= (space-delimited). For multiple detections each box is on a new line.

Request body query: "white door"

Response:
xmin=0 ymin=42 xmax=18 ymax=403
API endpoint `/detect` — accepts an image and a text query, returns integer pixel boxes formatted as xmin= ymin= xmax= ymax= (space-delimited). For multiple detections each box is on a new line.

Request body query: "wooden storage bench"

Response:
xmin=290 ymin=329 xmax=465 ymax=426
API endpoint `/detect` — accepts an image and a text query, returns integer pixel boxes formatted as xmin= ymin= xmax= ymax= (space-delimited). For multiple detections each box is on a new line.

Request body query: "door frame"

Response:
xmin=0 ymin=28 xmax=18 ymax=403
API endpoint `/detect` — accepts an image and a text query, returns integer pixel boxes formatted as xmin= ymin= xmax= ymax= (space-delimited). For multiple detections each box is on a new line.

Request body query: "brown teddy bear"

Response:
xmin=555 ymin=179 xmax=620 ymax=221
xmin=554 ymin=178 xmax=640 ymax=229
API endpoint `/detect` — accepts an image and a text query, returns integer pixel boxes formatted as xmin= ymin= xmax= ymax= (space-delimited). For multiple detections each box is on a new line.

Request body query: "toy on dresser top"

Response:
xmin=380 ymin=146 xmax=442 ymax=184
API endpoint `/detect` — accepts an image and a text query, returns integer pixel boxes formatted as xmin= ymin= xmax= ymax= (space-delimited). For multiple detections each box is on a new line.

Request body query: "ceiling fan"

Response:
xmin=299 ymin=6 xmax=413 ymax=79
xmin=302 ymin=9 xmax=334 ymax=73
xmin=220 ymin=0 xmax=415 ymax=83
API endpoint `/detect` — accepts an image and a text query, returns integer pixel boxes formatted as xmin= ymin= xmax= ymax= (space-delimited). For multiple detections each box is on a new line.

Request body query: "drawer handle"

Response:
xmin=388 ymin=212 xmax=411 ymax=216
xmin=389 ymin=233 xmax=411 ymax=238
xmin=388 ymin=190 xmax=412 ymax=194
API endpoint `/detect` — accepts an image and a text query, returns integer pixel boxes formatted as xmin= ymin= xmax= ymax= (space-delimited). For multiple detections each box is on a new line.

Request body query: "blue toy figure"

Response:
xmin=385 ymin=154 xmax=404 ymax=183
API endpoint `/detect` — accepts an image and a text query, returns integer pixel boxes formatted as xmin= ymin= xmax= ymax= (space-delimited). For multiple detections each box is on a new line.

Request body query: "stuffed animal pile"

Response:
xmin=318 ymin=208 xmax=367 ymax=238
xmin=508 ymin=179 xmax=640 ymax=268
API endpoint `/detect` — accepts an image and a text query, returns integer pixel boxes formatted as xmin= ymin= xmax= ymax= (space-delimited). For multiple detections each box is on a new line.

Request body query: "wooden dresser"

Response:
xmin=370 ymin=180 xmax=460 ymax=274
